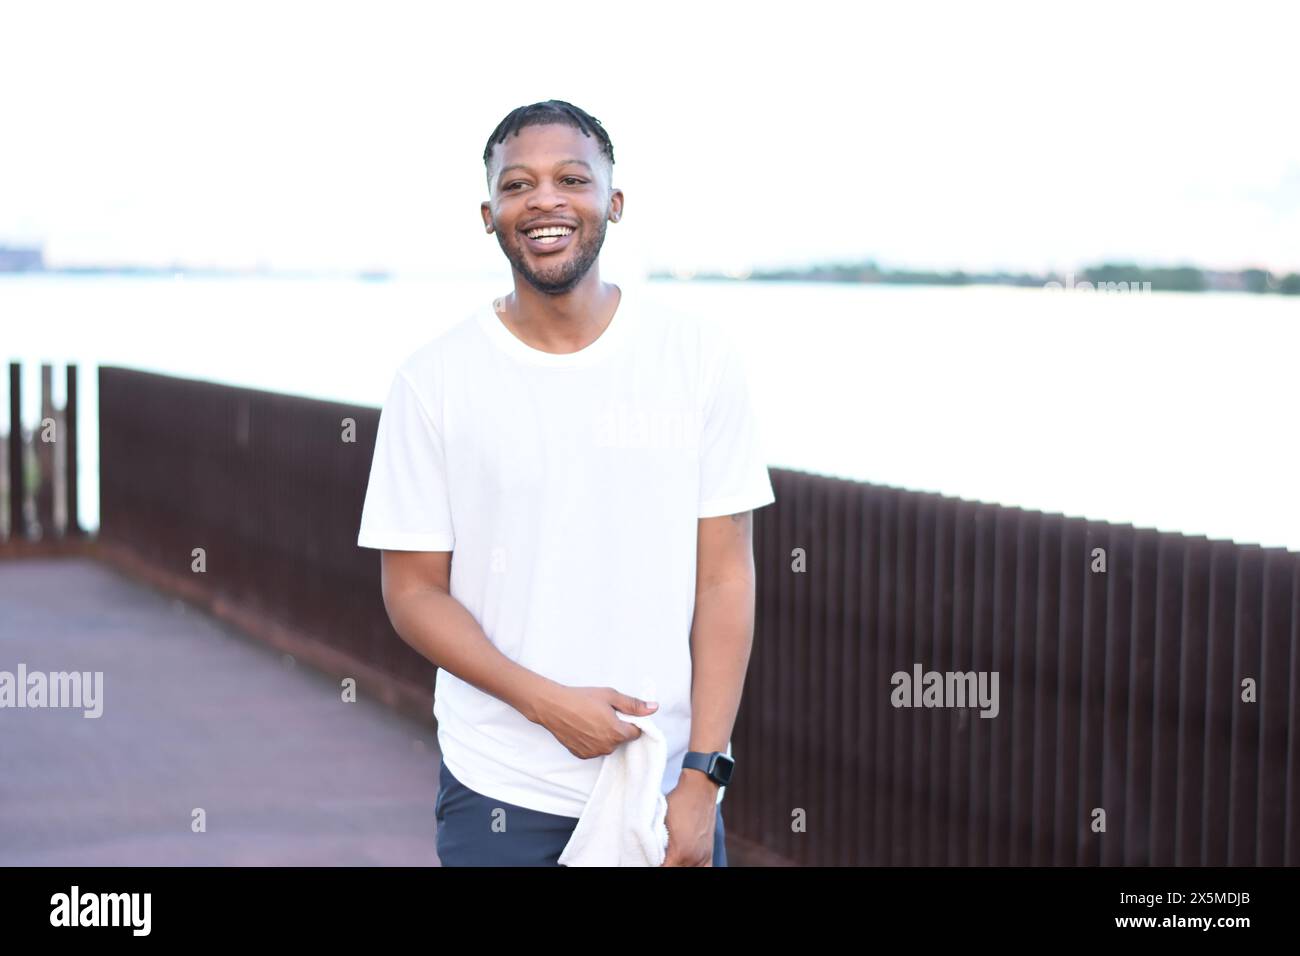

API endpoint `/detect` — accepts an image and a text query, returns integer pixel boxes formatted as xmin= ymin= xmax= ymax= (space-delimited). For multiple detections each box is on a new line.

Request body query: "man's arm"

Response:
xmin=661 ymin=510 xmax=757 ymax=865
xmin=380 ymin=550 xmax=555 ymax=722
xmin=685 ymin=509 xmax=758 ymax=779
xmin=379 ymin=551 xmax=657 ymax=758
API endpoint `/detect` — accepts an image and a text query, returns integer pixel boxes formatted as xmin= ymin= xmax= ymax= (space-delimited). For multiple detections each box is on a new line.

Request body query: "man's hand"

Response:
xmin=530 ymin=685 xmax=659 ymax=759
xmin=660 ymin=772 xmax=719 ymax=866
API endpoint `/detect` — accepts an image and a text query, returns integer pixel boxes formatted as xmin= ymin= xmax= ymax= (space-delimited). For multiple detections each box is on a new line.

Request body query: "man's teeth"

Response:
xmin=526 ymin=226 xmax=574 ymax=242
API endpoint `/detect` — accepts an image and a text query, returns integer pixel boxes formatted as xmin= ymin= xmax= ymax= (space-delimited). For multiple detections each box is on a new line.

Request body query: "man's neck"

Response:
xmin=498 ymin=277 xmax=621 ymax=354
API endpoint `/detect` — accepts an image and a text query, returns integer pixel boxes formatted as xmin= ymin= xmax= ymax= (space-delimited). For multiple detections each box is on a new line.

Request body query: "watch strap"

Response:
xmin=683 ymin=750 xmax=735 ymax=786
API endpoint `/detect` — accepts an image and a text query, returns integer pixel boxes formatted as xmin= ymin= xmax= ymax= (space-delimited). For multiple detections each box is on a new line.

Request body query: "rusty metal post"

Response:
xmin=36 ymin=363 xmax=55 ymax=536
xmin=66 ymin=364 xmax=81 ymax=536
xmin=8 ymin=362 xmax=25 ymax=539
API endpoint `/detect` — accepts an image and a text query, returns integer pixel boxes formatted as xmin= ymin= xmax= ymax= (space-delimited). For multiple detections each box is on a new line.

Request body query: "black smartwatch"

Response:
xmin=682 ymin=750 xmax=735 ymax=787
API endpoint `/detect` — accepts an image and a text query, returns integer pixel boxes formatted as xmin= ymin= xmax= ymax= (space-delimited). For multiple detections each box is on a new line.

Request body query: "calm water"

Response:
xmin=2 ymin=274 xmax=1296 ymax=551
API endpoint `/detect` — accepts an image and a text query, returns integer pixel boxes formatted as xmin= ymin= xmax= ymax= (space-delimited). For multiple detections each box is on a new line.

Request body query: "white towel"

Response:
xmin=557 ymin=712 xmax=670 ymax=867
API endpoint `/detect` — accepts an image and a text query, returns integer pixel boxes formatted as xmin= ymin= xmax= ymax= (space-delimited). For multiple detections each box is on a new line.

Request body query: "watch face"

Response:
xmin=711 ymin=754 xmax=735 ymax=785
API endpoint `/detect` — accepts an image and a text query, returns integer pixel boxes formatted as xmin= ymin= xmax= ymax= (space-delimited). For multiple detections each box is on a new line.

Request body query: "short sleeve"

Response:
xmin=357 ymin=368 xmax=455 ymax=551
xmin=697 ymin=330 xmax=777 ymax=519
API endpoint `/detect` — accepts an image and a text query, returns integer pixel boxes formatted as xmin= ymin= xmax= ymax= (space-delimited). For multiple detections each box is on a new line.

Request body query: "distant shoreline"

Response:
xmin=1 ymin=254 xmax=1298 ymax=295
xmin=651 ymin=262 xmax=1300 ymax=295
xmin=0 ymin=265 xmax=393 ymax=282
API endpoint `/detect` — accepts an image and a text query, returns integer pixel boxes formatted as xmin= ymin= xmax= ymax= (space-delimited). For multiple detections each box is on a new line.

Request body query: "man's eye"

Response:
xmin=504 ymin=178 xmax=582 ymax=190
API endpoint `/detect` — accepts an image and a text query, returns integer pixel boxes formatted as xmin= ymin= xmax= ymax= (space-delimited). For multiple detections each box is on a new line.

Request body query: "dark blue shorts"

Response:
xmin=435 ymin=756 xmax=728 ymax=867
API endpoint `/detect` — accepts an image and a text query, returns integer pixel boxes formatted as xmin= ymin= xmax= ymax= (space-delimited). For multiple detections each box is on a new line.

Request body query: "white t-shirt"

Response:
xmin=356 ymin=282 xmax=776 ymax=818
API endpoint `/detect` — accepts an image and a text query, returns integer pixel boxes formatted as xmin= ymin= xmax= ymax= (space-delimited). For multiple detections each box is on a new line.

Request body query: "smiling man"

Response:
xmin=356 ymin=99 xmax=776 ymax=866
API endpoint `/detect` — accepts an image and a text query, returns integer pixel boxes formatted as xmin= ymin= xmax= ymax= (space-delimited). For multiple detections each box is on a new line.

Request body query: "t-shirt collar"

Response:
xmin=475 ymin=284 xmax=635 ymax=368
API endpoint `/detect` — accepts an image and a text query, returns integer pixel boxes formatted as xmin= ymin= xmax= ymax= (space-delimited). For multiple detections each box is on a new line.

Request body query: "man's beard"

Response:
xmin=495 ymin=217 xmax=607 ymax=295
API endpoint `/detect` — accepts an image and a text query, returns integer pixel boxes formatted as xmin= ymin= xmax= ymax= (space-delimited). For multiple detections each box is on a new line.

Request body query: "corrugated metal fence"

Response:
xmin=97 ymin=366 xmax=1300 ymax=866
xmin=742 ymin=478 xmax=1298 ymax=866
xmin=96 ymin=367 xmax=419 ymax=682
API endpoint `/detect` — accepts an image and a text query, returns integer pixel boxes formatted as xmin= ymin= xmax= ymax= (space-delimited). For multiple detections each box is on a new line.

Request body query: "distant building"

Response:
xmin=0 ymin=244 xmax=45 ymax=272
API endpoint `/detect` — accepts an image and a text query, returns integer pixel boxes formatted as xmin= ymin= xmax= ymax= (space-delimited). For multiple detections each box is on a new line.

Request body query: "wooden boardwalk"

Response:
xmin=0 ymin=557 xmax=442 ymax=865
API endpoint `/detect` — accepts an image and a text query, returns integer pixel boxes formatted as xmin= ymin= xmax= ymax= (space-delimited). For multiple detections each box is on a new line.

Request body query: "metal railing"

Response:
xmin=95 ymin=365 xmax=1300 ymax=866
xmin=741 ymin=475 xmax=1297 ymax=865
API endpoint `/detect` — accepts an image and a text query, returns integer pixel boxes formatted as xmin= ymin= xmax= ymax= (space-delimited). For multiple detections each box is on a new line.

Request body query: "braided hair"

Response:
xmin=483 ymin=100 xmax=615 ymax=187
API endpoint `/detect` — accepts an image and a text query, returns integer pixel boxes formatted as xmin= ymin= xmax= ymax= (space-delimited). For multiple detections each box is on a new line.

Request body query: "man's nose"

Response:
xmin=527 ymin=183 xmax=566 ymax=209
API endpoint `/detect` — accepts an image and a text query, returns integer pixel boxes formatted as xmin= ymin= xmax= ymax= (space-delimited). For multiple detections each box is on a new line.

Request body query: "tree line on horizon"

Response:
xmin=664 ymin=260 xmax=1300 ymax=294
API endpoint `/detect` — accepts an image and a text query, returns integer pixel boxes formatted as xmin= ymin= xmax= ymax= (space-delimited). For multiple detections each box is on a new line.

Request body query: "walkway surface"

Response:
xmin=0 ymin=557 xmax=442 ymax=865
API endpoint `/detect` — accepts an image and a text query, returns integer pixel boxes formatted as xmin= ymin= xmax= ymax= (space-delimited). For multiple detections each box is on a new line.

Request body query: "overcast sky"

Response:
xmin=2 ymin=0 xmax=1297 ymax=276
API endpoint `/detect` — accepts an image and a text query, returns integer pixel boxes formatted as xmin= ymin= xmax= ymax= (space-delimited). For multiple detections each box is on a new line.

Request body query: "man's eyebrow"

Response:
xmin=497 ymin=159 xmax=594 ymax=183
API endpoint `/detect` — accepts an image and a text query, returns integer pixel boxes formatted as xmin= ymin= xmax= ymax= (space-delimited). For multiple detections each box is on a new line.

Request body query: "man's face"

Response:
xmin=482 ymin=123 xmax=621 ymax=295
